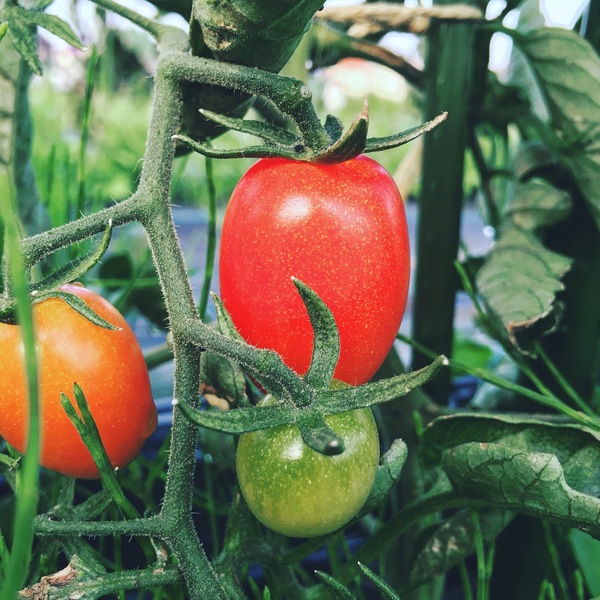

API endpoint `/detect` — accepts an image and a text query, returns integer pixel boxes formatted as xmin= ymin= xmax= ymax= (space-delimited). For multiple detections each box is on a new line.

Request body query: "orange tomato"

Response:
xmin=0 ymin=284 xmax=157 ymax=479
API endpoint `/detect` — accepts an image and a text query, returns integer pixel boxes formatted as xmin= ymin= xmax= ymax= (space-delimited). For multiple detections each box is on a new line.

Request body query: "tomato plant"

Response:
xmin=0 ymin=284 xmax=157 ymax=479
xmin=219 ymin=155 xmax=410 ymax=386
xmin=236 ymin=399 xmax=380 ymax=538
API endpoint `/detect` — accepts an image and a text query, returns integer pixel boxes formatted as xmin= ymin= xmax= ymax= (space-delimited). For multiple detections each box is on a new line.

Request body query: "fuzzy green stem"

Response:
xmin=132 ymin=57 xmax=228 ymax=598
xmin=179 ymin=316 xmax=311 ymax=405
xmin=34 ymin=515 xmax=162 ymax=538
xmin=163 ymin=52 xmax=330 ymax=151
xmin=91 ymin=0 xmax=165 ymax=38
xmin=20 ymin=196 xmax=140 ymax=269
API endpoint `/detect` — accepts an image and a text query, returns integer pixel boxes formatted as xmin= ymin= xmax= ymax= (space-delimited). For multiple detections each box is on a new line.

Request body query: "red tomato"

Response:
xmin=0 ymin=284 xmax=157 ymax=479
xmin=219 ymin=155 xmax=410 ymax=385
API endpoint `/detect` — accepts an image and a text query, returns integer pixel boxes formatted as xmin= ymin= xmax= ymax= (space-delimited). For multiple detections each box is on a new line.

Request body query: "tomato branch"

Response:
xmin=34 ymin=515 xmax=162 ymax=538
xmin=20 ymin=197 xmax=140 ymax=270
xmin=19 ymin=556 xmax=182 ymax=600
xmin=90 ymin=0 xmax=166 ymax=39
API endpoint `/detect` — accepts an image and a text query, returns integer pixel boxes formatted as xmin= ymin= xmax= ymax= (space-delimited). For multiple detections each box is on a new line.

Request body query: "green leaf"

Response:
xmin=409 ymin=508 xmax=511 ymax=584
xmin=7 ymin=18 xmax=42 ymax=76
xmin=26 ymin=11 xmax=84 ymax=51
xmin=199 ymin=109 xmax=298 ymax=146
xmin=451 ymin=336 xmax=493 ymax=374
xmin=60 ymin=385 xmax=115 ymax=479
xmin=200 ymin=350 xmax=248 ymax=408
xmin=212 ymin=293 xmax=247 ymax=343
xmin=316 ymin=102 xmax=369 ymax=164
xmin=443 ymin=442 xmax=600 ymax=537
xmin=570 ymin=529 xmax=600 ymax=596
xmin=176 ymin=396 xmax=297 ymax=434
xmin=1 ymin=3 xmax=84 ymax=78
xmin=172 ymin=134 xmax=300 ymax=161
xmin=365 ymin=112 xmax=448 ymax=154
xmin=0 ymin=22 xmax=8 ymax=42
xmin=324 ymin=114 xmax=344 ymax=144
xmin=518 ymin=28 xmax=600 ymax=230
xmin=177 ymin=357 xmax=445 ymax=436
xmin=294 ymin=277 xmax=340 ymax=390
xmin=314 ymin=570 xmax=355 ymax=599
xmin=357 ymin=563 xmax=400 ymax=599
xmin=318 ymin=356 xmax=448 ymax=413
xmin=476 ymin=225 xmax=572 ymax=351
xmin=360 ymin=439 xmax=407 ymax=514
xmin=421 ymin=413 xmax=600 ymax=536
xmin=504 ymin=180 xmax=572 ymax=230
xmin=192 ymin=0 xmax=325 ymax=73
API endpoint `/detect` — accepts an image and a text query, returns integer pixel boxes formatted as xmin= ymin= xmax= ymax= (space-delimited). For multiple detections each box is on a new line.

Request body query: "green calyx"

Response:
xmin=175 ymin=278 xmax=447 ymax=454
xmin=175 ymin=103 xmax=448 ymax=164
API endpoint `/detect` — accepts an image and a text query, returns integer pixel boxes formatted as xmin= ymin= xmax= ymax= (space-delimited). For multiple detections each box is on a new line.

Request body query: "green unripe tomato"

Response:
xmin=236 ymin=400 xmax=380 ymax=538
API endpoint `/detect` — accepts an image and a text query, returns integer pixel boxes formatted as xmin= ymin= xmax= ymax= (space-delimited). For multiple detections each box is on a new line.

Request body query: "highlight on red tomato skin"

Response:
xmin=236 ymin=402 xmax=380 ymax=538
xmin=0 ymin=284 xmax=157 ymax=479
xmin=219 ymin=155 xmax=410 ymax=386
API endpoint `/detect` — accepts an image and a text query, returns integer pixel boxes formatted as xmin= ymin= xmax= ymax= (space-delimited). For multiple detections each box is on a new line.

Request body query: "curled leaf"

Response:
xmin=421 ymin=413 xmax=600 ymax=537
xmin=360 ymin=438 xmax=408 ymax=514
xmin=315 ymin=102 xmax=369 ymax=163
xmin=476 ymin=225 xmax=571 ymax=351
xmin=443 ymin=442 xmax=600 ymax=537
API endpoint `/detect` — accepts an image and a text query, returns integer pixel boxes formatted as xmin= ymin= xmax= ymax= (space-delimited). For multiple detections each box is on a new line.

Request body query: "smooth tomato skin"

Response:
xmin=219 ymin=155 xmax=410 ymax=385
xmin=236 ymin=405 xmax=379 ymax=538
xmin=0 ymin=284 xmax=157 ymax=479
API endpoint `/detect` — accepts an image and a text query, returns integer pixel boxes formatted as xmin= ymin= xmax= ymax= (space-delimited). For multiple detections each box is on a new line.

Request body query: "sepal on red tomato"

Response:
xmin=174 ymin=102 xmax=447 ymax=164
xmin=33 ymin=289 xmax=119 ymax=331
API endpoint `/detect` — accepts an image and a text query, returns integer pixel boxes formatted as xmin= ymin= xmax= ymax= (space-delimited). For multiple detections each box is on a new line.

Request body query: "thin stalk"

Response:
xmin=542 ymin=523 xmax=570 ymax=600
xmin=90 ymin=0 xmax=164 ymax=38
xmin=34 ymin=515 xmax=162 ymax=538
xmin=134 ymin=59 xmax=228 ymax=598
xmin=0 ymin=191 xmax=40 ymax=598
xmin=459 ymin=562 xmax=474 ymax=600
xmin=538 ymin=581 xmax=558 ymax=600
xmin=534 ymin=342 xmax=595 ymax=417
xmin=48 ymin=563 xmax=182 ymax=599
xmin=198 ymin=155 xmax=217 ymax=322
xmin=20 ymin=193 xmax=141 ymax=269
xmin=76 ymin=45 xmax=98 ymax=220
xmin=397 ymin=333 xmax=600 ymax=431
xmin=203 ymin=460 xmax=220 ymax=556
xmin=112 ymin=247 xmax=154 ymax=313
xmin=144 ymin=342 xmax=173 ymax=370
xmin=471 ymin=510 xmax=488 ymax=600
xmin=411 ymin=3 xmax=475 ymax=403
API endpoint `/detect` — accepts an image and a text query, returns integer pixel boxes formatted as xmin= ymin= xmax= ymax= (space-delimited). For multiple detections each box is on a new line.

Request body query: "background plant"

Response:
xmin=0 ymin=1 xmax=599 ymax=599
